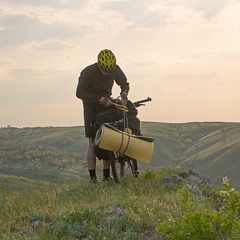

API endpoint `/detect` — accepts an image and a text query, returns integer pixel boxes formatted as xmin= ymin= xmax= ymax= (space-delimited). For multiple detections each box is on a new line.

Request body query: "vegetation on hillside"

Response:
xmin=0 ymin=140 xmax=87 ymax=182
xmin=0 ymin=122 xmax=239 ymax=188
xmin=140 ymin=122 xmax=240 ymax=188
xmin=0 ymin=140 xmax=81 ymax=166
xmin=0 ymin=168 xmax=239 ymax=239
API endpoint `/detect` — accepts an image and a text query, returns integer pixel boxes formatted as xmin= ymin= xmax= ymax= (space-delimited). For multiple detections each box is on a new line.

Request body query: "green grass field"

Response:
xmin=0 ymin=168 xmax=239 ymax=239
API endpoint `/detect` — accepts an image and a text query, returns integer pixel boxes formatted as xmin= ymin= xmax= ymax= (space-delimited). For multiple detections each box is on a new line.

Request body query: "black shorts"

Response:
xmin=83 ymin=102 xmax=104 ymax=138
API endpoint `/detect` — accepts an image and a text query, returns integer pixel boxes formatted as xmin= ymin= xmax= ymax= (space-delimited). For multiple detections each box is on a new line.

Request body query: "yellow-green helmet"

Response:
xmin=97 ymin=49 xmax=116 ymax=72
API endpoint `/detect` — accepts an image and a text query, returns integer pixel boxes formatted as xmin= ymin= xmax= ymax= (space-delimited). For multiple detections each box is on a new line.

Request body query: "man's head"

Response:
xmin=97 ymin=49 xmax=116 ymax=74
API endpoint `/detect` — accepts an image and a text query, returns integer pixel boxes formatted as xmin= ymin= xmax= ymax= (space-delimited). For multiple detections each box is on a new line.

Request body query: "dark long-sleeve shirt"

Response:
xmin=76 ymin=63 xmax=129 ymax=103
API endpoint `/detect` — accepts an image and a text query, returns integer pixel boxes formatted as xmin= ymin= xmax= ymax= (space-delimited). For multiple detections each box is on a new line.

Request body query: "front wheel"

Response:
xmin=109 ymin=151 xmax=123 ymax=183
xmin=109 ymin=152 xmax=139 ymax=183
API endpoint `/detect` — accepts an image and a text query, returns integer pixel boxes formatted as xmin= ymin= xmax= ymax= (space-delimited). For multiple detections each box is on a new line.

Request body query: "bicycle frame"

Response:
xmin=106 ymin=97 xmax=152 ymax=182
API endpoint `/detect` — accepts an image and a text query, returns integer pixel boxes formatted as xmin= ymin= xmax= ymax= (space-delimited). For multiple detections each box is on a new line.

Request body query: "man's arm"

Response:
xmin=76 ymin=69 xmax=100 ymax=103
xmin=114 ymin=65 xmax=130 ymax=95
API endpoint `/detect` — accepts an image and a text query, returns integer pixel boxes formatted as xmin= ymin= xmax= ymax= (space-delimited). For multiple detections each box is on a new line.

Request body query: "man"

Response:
xmin=76 ymin=49 xmax=129 ymax=183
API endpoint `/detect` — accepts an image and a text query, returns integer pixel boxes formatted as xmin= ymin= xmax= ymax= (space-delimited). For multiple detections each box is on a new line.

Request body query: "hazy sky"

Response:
xmin=0 ymin=0 xmax=239 ymax=127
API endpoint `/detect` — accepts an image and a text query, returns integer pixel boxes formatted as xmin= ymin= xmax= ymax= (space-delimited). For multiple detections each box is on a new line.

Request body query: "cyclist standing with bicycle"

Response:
xmin=76 ymin=49 xmax=129 ymax=183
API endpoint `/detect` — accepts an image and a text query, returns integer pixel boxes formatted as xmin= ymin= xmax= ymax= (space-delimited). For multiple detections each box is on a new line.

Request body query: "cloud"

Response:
xmin=99 ymin=0 xmax=233 ymax=29
xmin=34 ymin=41 xmax=72 ymax=51
xmin=0 ymin=68 xmax=74 ymax=108
xmin=0 ymin=0 xmax=89 ymax=9
xmin=100 ymin=0 xmax=168 ymax=27
xmin=185 ymin=0 xmax=230 ymax=18
xmin=216 ymin=50 xmax=240 ymax=60
xmin=165 ymin=71 xmax=217 ymax=81
xmin=0 ymin=0 xmax=239 ymax=126
xmin=0 ymin=14 xmax=92 ymax=47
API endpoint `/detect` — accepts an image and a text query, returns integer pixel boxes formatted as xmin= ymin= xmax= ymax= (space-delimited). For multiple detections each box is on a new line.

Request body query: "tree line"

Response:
xmin=0 ymin=140 xmax=82 ymax=168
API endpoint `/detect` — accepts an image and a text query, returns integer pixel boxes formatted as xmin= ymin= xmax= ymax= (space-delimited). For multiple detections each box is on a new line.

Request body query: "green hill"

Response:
xmin=0 ymin=122 xmax=239 ymax=188
xmin=139 ymin=122 xmax=240 ymax=188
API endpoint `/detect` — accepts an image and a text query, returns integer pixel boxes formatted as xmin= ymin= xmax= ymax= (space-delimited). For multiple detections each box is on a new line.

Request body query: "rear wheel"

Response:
xmin=127 ymin=158 xmax=140 ymax=178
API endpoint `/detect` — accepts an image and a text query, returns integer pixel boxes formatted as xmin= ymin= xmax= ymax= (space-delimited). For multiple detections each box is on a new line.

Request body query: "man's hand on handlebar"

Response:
xmin=99 ymin=97 xmax=113 ymax=107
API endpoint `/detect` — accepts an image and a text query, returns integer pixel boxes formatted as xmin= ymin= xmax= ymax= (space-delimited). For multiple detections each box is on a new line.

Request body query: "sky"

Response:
xmin=0 ymin=0 xmax=239 ymax=127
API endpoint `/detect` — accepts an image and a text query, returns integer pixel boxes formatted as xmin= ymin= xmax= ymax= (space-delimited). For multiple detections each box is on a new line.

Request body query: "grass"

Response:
xmin=0 ymin=162 xmax=87 ymax=183
xmin=0 ymin=168 xmax=239 ymax=239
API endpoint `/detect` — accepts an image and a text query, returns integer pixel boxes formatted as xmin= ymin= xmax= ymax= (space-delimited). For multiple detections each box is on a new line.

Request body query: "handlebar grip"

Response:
xmin=134 ymin=97 xmax=152 ymax=107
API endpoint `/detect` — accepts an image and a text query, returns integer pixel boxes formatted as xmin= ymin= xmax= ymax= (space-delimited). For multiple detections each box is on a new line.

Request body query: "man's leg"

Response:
xmin=88 ymin=137 xmax=111 ymax=181
xmin=87 ymin=137 xmax=99 ymax=182
xmin=87 ymin=137 xmax=96 ymax=170
xmin=103 ymin=159 xmax=111 ymax=180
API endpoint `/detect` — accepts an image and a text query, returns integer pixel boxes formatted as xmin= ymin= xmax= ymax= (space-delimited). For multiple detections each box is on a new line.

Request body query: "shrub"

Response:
xmin=185 ymin=138 xmax=192 ymax=144
xmin=156 ymin=177 xmax=240 ymax=239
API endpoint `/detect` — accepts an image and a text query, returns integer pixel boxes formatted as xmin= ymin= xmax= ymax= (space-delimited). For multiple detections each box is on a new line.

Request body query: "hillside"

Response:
xmin=139 ymin=122 xmax=240 ymax=188
xmin=0 ymin=122 xmax=239 ymax=188
xmin=0 ymin=168 xmax=239 ymax=239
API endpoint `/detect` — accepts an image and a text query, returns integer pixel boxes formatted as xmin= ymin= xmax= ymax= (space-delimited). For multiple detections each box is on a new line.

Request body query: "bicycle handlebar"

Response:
xmin=133 ymin=97 xmax=152 ymax=107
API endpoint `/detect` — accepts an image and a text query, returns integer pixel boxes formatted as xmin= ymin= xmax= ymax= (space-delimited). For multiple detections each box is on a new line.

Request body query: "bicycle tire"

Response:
xmin=109 ymin=151 xmax=122 ymax=183
xmin=129 ymin=158 xmax=140 ymax=178
xmin=109 ymin=151 xmax=140 ymax=182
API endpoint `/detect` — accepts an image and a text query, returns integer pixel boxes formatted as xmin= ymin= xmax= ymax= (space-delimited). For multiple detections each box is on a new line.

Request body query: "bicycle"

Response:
xmin=94 ymin=97 xmax=152 ymax=183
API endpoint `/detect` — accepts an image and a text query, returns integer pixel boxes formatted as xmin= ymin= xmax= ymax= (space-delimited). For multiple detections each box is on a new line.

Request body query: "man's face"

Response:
xmin=98 ymin=63 xmax=112 ymax=75
xmin=99 ymin=68 xmax=110 ymax=76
